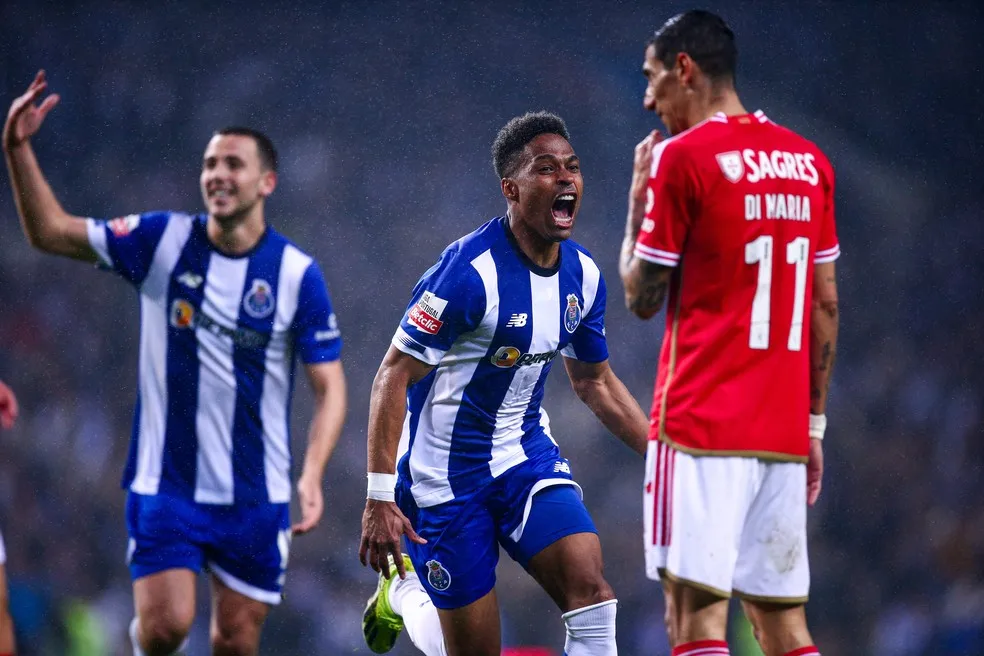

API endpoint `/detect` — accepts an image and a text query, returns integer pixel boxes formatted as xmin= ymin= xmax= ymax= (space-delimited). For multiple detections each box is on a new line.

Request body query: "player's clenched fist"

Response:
xmin=359 ymin=499 xmax=425 ymax=580
xmin=3 ymin=70 xmax=60 ymax=151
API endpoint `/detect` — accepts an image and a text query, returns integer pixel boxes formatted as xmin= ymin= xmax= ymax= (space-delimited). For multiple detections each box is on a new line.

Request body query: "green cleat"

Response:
xmin=363 ymin=554 xmax=415 ymax=653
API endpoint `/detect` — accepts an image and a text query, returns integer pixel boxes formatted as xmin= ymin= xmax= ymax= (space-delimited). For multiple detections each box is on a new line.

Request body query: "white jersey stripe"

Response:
xmin=488 ymin=271 xmax=558 ymax=477
xmin=577 ymin=251 xmax=601 ymax=316
xmin=85 ymin=218 xmax=112 ymax=267
xmin=131 ymin=216 xmax=193 ymax=495
xmin=262 ymin=245 xmax=311 ymax=503
xmin=194 ymin=254 xmax=248 ymax=504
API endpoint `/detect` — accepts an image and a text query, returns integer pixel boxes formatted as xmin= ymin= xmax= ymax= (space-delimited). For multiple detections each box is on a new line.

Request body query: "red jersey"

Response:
xmin=634 ymin=111 xmax=840 ymax=461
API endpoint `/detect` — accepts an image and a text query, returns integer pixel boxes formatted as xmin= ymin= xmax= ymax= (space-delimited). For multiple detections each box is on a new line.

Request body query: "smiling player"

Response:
xmin=3 ymin=70 xmax=347 ymax=656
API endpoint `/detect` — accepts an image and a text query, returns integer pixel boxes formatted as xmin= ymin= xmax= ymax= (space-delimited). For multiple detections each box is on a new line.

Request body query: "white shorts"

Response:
xmin=643 ymin=440 xmax=809 ymax=602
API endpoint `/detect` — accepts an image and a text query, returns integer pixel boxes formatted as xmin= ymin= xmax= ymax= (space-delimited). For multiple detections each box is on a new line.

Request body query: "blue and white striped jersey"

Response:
xmin=392 ymin=217 xmax=608 ymax=508
xmin=86 ymin=211 xmax=342 ymax=505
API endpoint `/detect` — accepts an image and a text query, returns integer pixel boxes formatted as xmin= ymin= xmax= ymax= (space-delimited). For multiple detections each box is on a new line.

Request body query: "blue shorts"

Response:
xmin=125 ymin=492 xmax=290 ymax=605
xmin=396 ymin=455 xmax=597 ymax=610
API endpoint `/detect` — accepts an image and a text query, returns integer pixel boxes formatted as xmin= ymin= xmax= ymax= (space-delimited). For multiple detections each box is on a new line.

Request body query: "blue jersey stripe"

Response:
xmin=232 ymin=243 xmax=284 ymax=504
xmin=159 ymin=229 xmax=210 ymax=496
xmin=446 ymin=242 xmax=533 ymax=498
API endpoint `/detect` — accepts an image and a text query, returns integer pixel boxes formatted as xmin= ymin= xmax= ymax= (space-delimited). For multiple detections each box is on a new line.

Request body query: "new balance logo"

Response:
xmin=553 ymin=461 xmax=571 ymax=474
xmin=506 ymin=313 xmax=528 ymax=328
xmin=177 ymin=272 xmax=203 ymax=289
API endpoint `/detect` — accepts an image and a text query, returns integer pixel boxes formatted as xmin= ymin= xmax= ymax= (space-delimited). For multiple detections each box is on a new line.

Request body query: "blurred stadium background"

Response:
xmin=2 ymin=1 xmax=983 ymax=654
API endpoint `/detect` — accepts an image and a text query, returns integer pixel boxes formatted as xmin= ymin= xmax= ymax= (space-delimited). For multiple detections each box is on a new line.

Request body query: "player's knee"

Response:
xmin=562 ymin=571 xmax=615 ymax=611
xmin=140 ymin=615 xmax=191 ymax=654
xmin=211 ymin=611 xmax=264 ymax=656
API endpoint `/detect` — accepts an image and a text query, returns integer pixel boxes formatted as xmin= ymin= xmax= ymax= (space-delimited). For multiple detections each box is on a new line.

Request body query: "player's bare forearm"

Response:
xmin=367 ymin=346 xmax=435 ymax=474
xmin=565 ymin=358 xmax=648 ymax=456
xmin=809 ymin=262 xmax=839 ymax=414
xmin=4 ymin=142 xmax=94 ymax=261
xmin=299 ymin=361 xmax=347 ymax=483
xmin=620 ymin=254 xmax=672 ymax=320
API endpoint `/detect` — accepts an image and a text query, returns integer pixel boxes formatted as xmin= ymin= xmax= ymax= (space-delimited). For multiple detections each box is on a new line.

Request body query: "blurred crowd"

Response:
xmin=1 ymin=1 xmax=982 ymax=654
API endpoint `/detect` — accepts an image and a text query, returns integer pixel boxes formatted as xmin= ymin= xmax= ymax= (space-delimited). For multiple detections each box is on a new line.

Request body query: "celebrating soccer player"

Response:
xmin=3 ymin=71 xmax=348 ymax=656
xmin=359 ymin=112 xmax=649 ymax=656
xmin=619 ymin=11 xmax=840 ymax=656
xmin=0 ymin=380 xmax=18 ymax=656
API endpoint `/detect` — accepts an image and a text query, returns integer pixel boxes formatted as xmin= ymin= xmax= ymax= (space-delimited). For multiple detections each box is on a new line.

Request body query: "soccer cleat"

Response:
xmin=363 ymin=554 xmax=415 ymax=653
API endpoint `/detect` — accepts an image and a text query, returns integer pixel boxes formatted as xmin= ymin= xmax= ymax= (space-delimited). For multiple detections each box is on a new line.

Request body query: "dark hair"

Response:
xmin=492 ymin=111 xmax=571 ymax=179
xmin=215 ymin=126 xmax=279 ymax=172
xmin=649 ymin=10 xmax=737 ymax=84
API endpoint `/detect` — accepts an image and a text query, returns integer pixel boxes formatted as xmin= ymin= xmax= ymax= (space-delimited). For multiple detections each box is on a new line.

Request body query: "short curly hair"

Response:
xmin=491 ymin=111 xmax=571 ymax=179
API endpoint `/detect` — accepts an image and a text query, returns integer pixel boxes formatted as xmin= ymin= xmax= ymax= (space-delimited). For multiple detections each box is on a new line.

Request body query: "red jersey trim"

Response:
xmin=656 ymin=435 xmax=809 ymax=464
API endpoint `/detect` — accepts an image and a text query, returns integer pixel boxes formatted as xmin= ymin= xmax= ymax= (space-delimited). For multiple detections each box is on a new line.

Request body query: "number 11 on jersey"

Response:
xmin=745 ymin=236 xmax=810 ymax=351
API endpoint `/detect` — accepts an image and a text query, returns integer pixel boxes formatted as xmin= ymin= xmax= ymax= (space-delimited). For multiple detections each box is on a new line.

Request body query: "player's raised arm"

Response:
xmin=564 ymin=358 xmax=649 ymax=457
xmin=2 ymin=70 xmax=95 ymax=261
xmin=359 ymin=346 xmax=430 ymax=578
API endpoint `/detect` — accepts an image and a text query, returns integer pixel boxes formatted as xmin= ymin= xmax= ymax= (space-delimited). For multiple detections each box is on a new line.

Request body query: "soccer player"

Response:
xmin=359 ymin=112 xmax=650 ymax=656
xmin=0 ymin=379 xmax=18 ymax=656
xmin=3 ymin=71 xmax=347 ymax=656
xmin=619 ymin=11 xmax=839 ymax=656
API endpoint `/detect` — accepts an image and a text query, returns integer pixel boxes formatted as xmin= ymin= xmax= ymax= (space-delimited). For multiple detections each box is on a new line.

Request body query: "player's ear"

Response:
xmin=677 ymin=52 xmax=694 ymax=87
xmin=259 ymin=170 xmax=277 ymax=196
xmin=501 ymin=178 xmax=519 ymax=202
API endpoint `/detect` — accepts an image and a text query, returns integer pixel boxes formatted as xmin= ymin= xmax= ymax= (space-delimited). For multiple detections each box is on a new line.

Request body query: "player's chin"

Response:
xmin=545 ymin=217 xmax=575 ymax=241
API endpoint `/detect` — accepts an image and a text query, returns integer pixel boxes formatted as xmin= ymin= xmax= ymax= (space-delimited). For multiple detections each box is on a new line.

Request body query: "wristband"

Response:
xmin=367 ymin=472 xmax=397 ymax=502
xmin=809 ymin=413 xmax=827 ymax=440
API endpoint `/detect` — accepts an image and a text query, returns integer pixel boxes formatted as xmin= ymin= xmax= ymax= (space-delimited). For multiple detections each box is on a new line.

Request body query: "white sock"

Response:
xmin=129 ymin=617 xmax=189 ymax=656
xmin=387 ymin=573 xmax=448 ymax=656
xmin=562 ymin=599 xmax=618 ymax=656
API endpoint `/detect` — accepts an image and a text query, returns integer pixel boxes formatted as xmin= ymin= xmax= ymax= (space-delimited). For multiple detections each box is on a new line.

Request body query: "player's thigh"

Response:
xmin=741 ymin=600 xmax=812 ymax=656
xmin=436 ymin=588 xmax=501 ymax=656
xmin=733 ymin=461 xmax=810 ymax=603
xmin=398 ymin=484 xmax=500 ymax=611
xmin=511 ymin=485 xmax=612 ymax=612
xmin=645 ymin=443 xmax=756 ymax=597
xmin=133 ymin=568 xmax=198 ymax=635
xmin=209 ymin=574 xmax=270 ymax=653
xmin=206 ymin=502 xmax=291 ymax=608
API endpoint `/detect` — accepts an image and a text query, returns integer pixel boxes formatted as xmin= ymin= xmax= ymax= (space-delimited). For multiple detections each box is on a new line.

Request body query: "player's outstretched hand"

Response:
xmin=291 ymin=474 xmax=324 ymax=535
xmin=0 ymin=380 xmax=19 ymax=430
xmin=807 ymin=437 xmax=824 ymax=506
xmin=359 ymin=499 xmax=426 ymax=580
xmin=3 ymin=70 xmax=60 ymax=152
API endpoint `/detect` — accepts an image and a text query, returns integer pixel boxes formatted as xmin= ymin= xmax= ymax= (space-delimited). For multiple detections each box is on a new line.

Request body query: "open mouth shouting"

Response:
xmin=551 ymin=191 xmax=577 ymax=229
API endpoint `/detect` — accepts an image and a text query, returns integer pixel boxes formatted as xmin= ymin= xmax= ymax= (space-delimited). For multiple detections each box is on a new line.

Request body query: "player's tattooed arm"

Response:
xmin=809 ymin=262 xmax=839 ymax=414
xmin=620 ymin=252 xmax=673 ymax=320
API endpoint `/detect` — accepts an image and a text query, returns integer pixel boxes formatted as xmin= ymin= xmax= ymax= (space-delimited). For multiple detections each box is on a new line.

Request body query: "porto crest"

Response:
xmin=564 ymin=294 xmax=582 ymax=333
xmin=425 ymin=559 xmax=451 ymax=591
xmin=243 ymin=279 xmax=275 ymax=319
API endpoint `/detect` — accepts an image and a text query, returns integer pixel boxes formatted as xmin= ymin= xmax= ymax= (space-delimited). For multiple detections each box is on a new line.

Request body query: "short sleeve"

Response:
xmin=292 ymin=262 xmax=342 ymax=363
xmin=814 ymin=156 xmax=841 ymax=264
xmin=391 ymin=248 xmax=487 ymax=366
xmin=633 ymin=142 xmax=694 ymax=268
xmin=562 ymin=267 xmax=609 ymax=363
xmin=85 ymin=211 xmax=171 ymax=285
